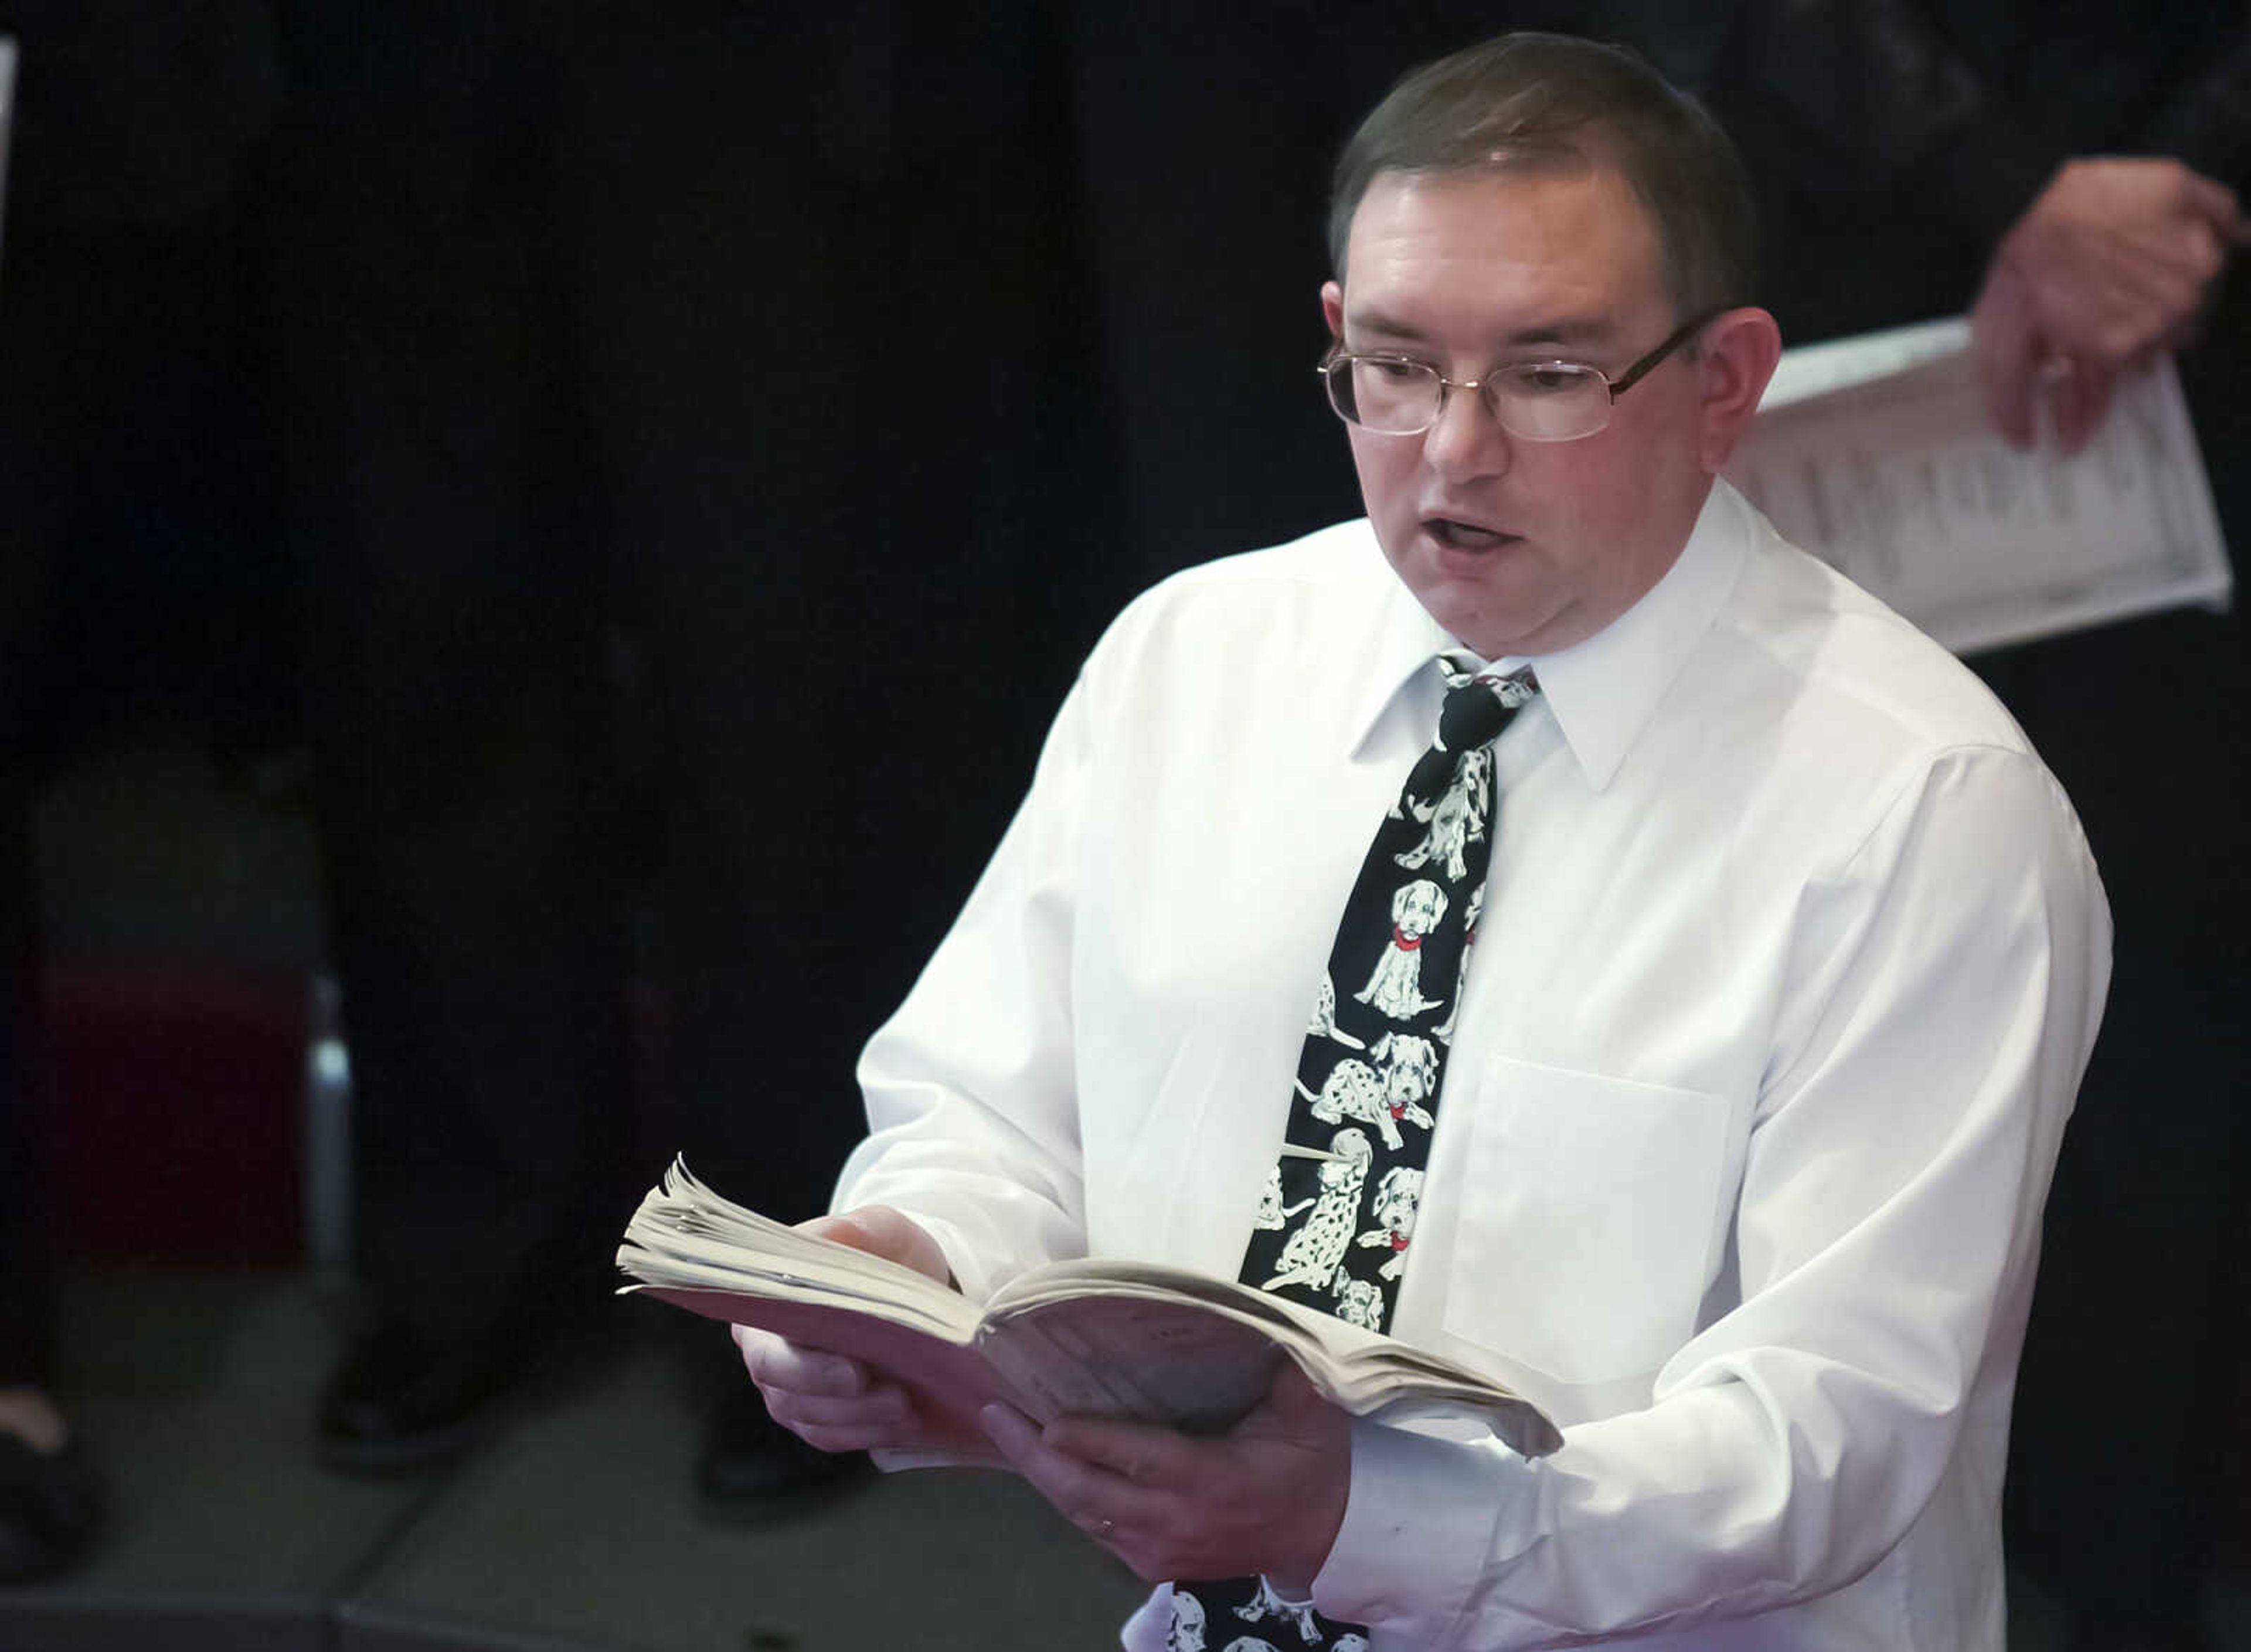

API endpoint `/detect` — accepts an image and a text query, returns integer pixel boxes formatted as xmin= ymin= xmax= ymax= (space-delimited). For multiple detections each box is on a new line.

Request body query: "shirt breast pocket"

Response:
xmin=1443 ymin=1056 xmax=1733 ymax=1387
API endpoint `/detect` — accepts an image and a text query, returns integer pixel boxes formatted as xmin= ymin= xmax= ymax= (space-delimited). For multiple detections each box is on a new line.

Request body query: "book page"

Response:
xmin=1725 ymin=317 xmax=2233 ymax=655
xmin=616 ymin=1158 xmax=983 ymax=1342
xmin=986 ymin=1261 xmax=1563 ymax=1456
xmin=980 ymin=1296 xmax=1287 ymax=1434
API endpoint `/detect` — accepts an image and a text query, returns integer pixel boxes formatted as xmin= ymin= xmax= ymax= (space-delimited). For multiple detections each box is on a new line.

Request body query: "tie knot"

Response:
xmin=1437 ymin=671 xmax=1534 ymax=752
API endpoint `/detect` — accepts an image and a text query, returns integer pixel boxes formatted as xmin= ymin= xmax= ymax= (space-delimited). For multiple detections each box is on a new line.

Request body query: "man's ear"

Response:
xmin=1321 ymin=280 xmax=1346 ymax=341
xmin=1694 ymin=306 xmax=1783 ymax=473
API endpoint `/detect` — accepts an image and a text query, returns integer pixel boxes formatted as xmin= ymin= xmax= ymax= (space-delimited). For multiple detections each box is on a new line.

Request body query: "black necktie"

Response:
xmin=1172 ymin=659 xmax=1538 ymax=1652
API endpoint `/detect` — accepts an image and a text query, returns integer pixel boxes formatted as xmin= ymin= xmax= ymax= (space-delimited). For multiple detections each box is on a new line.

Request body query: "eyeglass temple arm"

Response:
xmin=1607 ymin=306 xmax=1730 ymax=399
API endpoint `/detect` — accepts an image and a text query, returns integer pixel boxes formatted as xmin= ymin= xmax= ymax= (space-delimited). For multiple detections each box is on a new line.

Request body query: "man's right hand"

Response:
xmin=732 ymin=1205 xmax=956 ymax=1456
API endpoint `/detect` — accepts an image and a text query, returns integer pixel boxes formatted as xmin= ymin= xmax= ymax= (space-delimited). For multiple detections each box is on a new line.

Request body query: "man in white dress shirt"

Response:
xmin=737 ymin=32 xmax=2110 ymax=1651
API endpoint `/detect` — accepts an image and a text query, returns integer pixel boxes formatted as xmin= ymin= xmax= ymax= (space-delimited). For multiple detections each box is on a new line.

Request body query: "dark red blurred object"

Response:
xmin=42 ymin=966 xmax=304 ymax=1265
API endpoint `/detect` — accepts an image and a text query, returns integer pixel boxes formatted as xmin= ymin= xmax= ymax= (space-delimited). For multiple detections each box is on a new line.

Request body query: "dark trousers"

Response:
xmin=268 ymin=2 xmax=1080 ymax=1341
xmin=0 ymin=764 xmax=49 ymax=1389
xmin=0 ymin=183 xmax=281 ymax=1384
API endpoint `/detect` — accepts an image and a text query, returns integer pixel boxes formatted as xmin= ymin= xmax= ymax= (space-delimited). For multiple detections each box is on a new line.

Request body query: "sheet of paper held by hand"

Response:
xmin=1725 ymin=315 xmax=2232 ymax=655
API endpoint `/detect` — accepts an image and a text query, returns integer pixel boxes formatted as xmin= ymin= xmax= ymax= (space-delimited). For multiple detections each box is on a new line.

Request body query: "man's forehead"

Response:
xmin=1344 ymin=160 xmax=1650 ymax=257
xmin=1337 ymin=164 xmax=1662 ymax=335
xmin=1344 ymin=299 xmax=1620 ymax=346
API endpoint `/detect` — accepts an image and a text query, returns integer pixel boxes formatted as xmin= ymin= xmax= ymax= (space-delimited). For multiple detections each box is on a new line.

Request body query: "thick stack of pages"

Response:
xmin=619 ymin=1158 xmax=1560 ymax=1466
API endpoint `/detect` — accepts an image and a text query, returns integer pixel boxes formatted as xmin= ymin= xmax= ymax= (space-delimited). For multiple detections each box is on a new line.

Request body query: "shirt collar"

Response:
xmin=1346 ymin=550 xmax=1462 ymax=762
xmin=1348 ymin=481 xmax=1752 ymax=790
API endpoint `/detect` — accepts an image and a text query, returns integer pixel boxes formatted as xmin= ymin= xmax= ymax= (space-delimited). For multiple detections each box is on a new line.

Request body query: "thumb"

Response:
xmin=1264 ymin=1356 xmax=1336 ymax=1420
xmin=1973 ymin=263 xmax=2042 ymax=450
xmin=805 ymin=1206 xmax=954 ymax=1285
xmin=2052 ymin=359 xmax=2119 ymax=456
xmin=2177 ymin=167 xmax=2242 ymax=237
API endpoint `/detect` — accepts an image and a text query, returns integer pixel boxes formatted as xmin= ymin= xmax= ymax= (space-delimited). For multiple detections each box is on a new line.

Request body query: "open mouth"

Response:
xmin=1424 ymin=516 xmax=1519 ymax=552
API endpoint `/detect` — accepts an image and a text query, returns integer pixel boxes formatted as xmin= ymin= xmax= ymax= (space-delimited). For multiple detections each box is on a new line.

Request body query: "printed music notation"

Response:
xmin=1725 ymin=317 xmax=2232 ymax=656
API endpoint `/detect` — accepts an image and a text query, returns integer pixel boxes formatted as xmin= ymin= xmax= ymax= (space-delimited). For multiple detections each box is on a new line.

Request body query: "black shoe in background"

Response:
xmin=696 ymin=1369 xmax=869 ymax=1521
xmin=317 ymin=1318 xmax=522 ymax=1475
xmin=0 ymin=1432 xmax=104 ymax=1586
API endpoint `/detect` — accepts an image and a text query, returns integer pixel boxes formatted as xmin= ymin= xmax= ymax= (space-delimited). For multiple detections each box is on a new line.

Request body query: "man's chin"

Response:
xmin=1416 ymin=583 xmax=1563 ymax=662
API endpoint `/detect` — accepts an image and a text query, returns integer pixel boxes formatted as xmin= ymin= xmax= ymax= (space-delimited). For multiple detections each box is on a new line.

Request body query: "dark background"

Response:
xmin=0 ymin=0 xmax=2242 ymax=1641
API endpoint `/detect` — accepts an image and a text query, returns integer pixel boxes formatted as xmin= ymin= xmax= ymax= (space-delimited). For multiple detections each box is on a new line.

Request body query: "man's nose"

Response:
xmin=1422 ymin=380 xmax=1512 ymax=479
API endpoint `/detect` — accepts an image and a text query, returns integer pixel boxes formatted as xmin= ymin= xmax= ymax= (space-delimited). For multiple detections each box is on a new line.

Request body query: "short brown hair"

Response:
xmin=1328 ymin=32 xmax=1756 ymax=319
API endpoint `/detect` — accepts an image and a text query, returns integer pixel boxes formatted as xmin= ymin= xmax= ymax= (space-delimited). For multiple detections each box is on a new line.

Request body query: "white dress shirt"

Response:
xmin=837 ymin=481 xmax=2111 ymax=1651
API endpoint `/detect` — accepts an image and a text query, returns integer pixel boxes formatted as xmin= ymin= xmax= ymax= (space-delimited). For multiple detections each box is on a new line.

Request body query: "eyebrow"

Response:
xmin=1346 ymin=308 xmax=1620 ymax=349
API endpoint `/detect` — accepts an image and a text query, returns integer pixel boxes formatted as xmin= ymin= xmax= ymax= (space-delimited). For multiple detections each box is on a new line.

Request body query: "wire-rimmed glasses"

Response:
xmin=1318 ymin=307 xmax=1726 ymax=443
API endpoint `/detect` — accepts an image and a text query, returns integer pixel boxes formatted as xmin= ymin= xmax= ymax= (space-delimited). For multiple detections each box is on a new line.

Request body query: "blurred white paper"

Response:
xmin=0 ymin=38 xmax=17 ymax=266
xmin=1725 ymin=315 xmax=2233 ymax=655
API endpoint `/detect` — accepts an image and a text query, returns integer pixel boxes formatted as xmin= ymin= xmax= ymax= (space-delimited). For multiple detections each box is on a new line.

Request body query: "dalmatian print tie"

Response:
xmin=1174 ymin=660 xmax=1538 ymax=1652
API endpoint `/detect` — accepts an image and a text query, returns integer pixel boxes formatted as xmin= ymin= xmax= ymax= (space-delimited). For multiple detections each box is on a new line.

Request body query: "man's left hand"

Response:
xmin=1972 ymin=157 xmax=2242 ymax=453
xmin=978 ymin=1359 xmax=1352 ymax=1589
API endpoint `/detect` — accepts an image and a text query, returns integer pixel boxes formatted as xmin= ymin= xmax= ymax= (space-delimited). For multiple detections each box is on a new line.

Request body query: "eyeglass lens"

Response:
xmin=1328 ymin=358 xmax=1613 ymax=441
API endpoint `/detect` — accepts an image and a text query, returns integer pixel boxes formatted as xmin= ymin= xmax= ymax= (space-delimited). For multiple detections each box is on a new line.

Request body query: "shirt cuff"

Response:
xmin=1312 ymin=1414 xmax=1539 ymax=1638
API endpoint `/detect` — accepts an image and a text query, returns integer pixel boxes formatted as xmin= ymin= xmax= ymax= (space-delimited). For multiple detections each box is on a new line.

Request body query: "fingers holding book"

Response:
xmin=733 ymin=1325 xmax=920 ymax=1453
xmin=974 ymin=1361 xmax=1351 ymax=1589
xmin=732 ymin=1204 xmax=964 ymax=1457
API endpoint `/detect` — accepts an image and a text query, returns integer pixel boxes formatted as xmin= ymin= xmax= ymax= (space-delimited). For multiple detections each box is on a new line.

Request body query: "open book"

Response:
xmin=616 ymin=1159 xmax=1562 ymax=1467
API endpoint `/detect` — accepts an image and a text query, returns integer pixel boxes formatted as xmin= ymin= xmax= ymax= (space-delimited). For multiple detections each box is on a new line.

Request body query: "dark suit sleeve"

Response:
xmin=2144 ymin=16 xmax=2251 ymax=191
xmin=1719 ymin=0 xmax=2059 ymax=247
